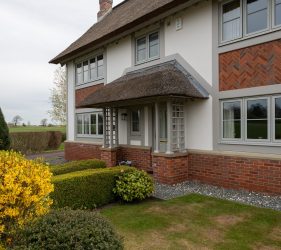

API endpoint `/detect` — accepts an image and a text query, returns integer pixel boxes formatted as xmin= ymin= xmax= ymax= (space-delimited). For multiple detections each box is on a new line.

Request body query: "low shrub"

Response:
xmin=51 ymin=167 xmax=133 ymax=209
xmin=10 ymin=131 xmax=63 ymax=153
xmin=113 ymin=169 xmax=154 ymax=202
xmin=50 ymin=159 xmax=106 ymax=176
xmin=10 ymin=208 xmax=123 ymax=250
xmin=0 ymin=151 xmax=53 ymax=243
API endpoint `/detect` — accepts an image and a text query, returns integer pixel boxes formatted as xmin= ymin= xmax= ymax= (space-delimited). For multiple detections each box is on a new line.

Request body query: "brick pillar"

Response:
xmin=101 ymin=148 xmax=118 ymax=167
xmin=152 ymin=153 xmax=189 ymax=185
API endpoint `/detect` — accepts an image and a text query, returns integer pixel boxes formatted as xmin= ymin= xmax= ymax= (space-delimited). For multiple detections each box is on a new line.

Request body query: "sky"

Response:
xmin=0 ymin=0 xmax=123 ymax=125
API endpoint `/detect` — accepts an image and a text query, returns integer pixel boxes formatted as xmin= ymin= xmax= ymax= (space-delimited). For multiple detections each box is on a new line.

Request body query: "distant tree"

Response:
xmin=27 ymin=121 xmax=31 ymax=126
xmin=0 ymin=108 xmax=11 ymax=150
xmin=12 ymin=115 xmax=23 ymax=126
xmin=22 ymin=123 xmax=26 ymax=127
xmin=41 ymin=118 xmax=48 ymax=127
xmin=48 ymin=67 xmax=67 ymax=125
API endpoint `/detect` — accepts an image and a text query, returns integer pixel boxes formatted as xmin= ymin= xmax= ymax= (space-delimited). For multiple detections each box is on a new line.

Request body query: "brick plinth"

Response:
xmin=219 ymin=39 xmax=281 ymax=91
xmin=188 ymin=152 xmax=281 ymax=195
xmin=118 ymin=146 xmax=152 ymax=172
xmin=152 ymin=153 xmax=188 ymax=185
xmin=101 ymin=148 xmax=118 ymax=167
xmin=64 ymin=141 xmax=101 ymax=161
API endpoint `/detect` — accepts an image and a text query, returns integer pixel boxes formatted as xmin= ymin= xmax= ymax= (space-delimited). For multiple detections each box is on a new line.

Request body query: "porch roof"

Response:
xmin=79 ymin=61 xmax=209 ymax=108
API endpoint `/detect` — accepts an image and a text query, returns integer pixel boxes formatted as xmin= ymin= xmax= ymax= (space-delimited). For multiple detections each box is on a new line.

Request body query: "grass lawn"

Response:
xmin=101 ymin=194 xmax=281 ymax=250
xmin=9 ymin=125 xmax=66 ymax=133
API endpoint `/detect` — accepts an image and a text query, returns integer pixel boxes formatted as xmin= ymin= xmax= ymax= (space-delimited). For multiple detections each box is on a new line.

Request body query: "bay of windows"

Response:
xmin=220 ymin=0 xmax=281 ymax=43
xmin=77 ymin=112 xmax=103 ymax=137
xmin=221 ymin=96 xmax=281 ymax=143
xmin=76 ymin=55 xmax=104 ymax=86
xmin=136 ymin=31 xmax=160 ymax=64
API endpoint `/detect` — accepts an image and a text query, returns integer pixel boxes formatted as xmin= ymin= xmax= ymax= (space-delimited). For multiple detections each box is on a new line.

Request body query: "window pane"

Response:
xmin=76 ymin=63 xmax=82 ymax=85
xmin=77 ymin=115 xmax=83 ymax=134
xmin=246 ymin=0 xmax=268 ymax=34
xmin=149 ymin=32 xmax=159 ymax=58
xmin=136 ymin=37 xmax=146 ymax=62
xmin=132 ymin=110 xmax=140 ymax=132
xmin=223 ymin=101 xmax=241 ymax=120
xmin=223 ymin=120 xmax=241 ymax=139
xmin=247 ymin=99 xmax=267 ymax=119
xmin=97 ymin=55 xmax=104 ymax=78
xmin=90 ymin=58 xmax=97 ymax=80
xmin=275 ymin=98 xmax=281 ymax=118
xmin=275 ymin=1 xmax=281 ymax=26
xmin=159 ymin=106 xmax=167 ymax=139
xmin=90 ymin=114 xmax=96 ymax=135
xmin=98 ymin=113 xmax=103 ymax=135
xmin=247 ymin=120 xmax=268 ymax=139
xmin=222 ymin=0 xmax=241 ymax=41
xmin=276 ymin=120 xmax=281 ymax=140
xmin=84 ymin=115 xmax=90 ymax=135
xmin=83 ymin=61 xmax=89 ymax=83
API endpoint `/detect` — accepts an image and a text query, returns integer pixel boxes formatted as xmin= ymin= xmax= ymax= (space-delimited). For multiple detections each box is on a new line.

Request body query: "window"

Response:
xmin=246 ymin=98 xmax=268 ymax=140
xmin=219 ymin=0 xmax=281 ymax=43
xmin=221 ymin=0 xmax=242 ymax=42
xmin=275 ymin=0 xmax=281 ymax=26
xmin=159 ymin=104 xmax=167 ymax=140
xmin=275 ymin=97 xmax=281 ymax=140
xmin=76 ymin=112 xmax=103 ymax=137
xmin=131 ymin=109 xmax=141 ymax=134
xmin=222 ymin=101 xmax=241 ymax=139
xmin=246 ymin=0 xmax=268 ymax=34
xmin=76 ymin=54 xmax=104 ymax=85
xmin=221 ymin=96 xmax=281 ymax=144
xmin=136 ymin=31 xmax=159 ymax=64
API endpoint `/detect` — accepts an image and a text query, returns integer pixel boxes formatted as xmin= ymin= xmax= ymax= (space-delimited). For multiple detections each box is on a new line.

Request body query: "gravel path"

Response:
xmin=153 ymin=181 xmax=281 ymax=211
xmin=27 ymin=151 xmax=67 ymax=165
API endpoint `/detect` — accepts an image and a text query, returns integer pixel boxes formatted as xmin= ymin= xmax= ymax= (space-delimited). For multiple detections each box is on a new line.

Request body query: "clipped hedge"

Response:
xmin=50 ymin=159 xmax=106 ymax=176
xmin=10 ymin=131 xmax=63 ymax=153
xmin=51 ymin=167 xmax=133 ymax=209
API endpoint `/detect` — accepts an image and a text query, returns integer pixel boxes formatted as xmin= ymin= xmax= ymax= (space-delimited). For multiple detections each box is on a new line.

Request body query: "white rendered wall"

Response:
xmin=185 ymin=98 xmax=213 ymax=150
xmin=66 ymin=62 xmax=75 ymax=141
xmin=106 ymin=36 xmax=132 ymax=83
xmin=165 ymin=0 xmax=213 ymax=84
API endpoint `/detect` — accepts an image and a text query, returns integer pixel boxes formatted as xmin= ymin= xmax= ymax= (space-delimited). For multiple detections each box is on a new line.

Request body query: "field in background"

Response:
xmin=9 ymin=126 xmax=66 ymax=133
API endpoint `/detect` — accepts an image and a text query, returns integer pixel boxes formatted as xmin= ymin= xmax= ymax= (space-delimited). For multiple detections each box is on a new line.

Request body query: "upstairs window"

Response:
xmin=76 ymin=112 xmax=103 ymax=137
xmin=222 ymin=0 xmax=242 ymax=42
xmin=76 ymin=54 xmax=104 ymax=86
xmin=136 ymin=31 xmax=160 ymax=64
xmin=275 ymin=0 xmax=281 ymax=26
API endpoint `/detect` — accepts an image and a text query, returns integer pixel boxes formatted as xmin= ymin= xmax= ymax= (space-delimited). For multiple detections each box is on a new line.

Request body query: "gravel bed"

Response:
xmin=153 ymin=181 xmax=281 ymax=211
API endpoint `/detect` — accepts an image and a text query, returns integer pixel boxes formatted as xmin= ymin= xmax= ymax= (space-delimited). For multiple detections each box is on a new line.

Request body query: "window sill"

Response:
xmin=219 ymin=140 xmax=281 ymax=147
xmin=75 ymin=78 xmax=104 ymax=90
xmin=135 ymin=57 xmax=160 ymax=67
xmin=77 ymin=135 xmax=103 ymax=139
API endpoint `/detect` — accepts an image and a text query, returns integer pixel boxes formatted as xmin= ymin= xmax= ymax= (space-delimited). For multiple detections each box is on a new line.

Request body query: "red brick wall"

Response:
xmin=75 ymin=84 xmax=104 ymax=107
xmin=188 ymin=153 xmax=281 ymax=195
xmin=152 ymin=154 xmax=188 ymax=185
xmin=219 ymin=39 xmax=281 ymax=91
xmin=101 ymin=148 xmax=117 ymax=167
xmin=64 ymin=142 xmax=102 ymax=161
xmin=118 ymin=147 xmax=152 ymax=172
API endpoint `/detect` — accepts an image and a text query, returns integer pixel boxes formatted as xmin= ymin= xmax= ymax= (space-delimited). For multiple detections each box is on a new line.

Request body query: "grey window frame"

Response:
xmin=135 ymin=31 xmax=160 ymax=65
xmin=130 ymin=109 xmax=142 ymax=136
xmin=75 ymin=54 xmax=104 ymax=86
xmin=76 ymin=112 xmax=103 ymax=138
xmin=273 ymin=0 xmax=281 ymax=27
xmin=273 ymin=95 xmax=281 ymax=142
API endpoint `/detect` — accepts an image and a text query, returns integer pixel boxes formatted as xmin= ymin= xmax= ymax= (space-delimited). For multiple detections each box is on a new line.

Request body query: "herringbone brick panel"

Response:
xmin=219 ymin=39 xmax=281 ymax=91
xmin=75 ymin=83 xmax=104 ymax=107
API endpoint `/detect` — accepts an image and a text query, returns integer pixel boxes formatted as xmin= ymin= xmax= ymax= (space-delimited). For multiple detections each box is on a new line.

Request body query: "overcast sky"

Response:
xmin=0 ymin=0 xmax=123 ymax=125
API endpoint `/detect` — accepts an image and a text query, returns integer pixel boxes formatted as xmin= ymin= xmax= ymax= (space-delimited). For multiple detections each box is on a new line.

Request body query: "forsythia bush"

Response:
xmin=0 ymin=151 xmax=54 ymax=242
xmin=113 ymin=169 xmax=154 ymax=202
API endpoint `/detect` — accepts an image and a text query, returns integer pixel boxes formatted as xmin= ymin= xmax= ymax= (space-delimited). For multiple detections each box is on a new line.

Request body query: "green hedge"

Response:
xmin=51 ymin=167 xmax=133 ymax=209
xmin=50 ymin=159 xmax=106 ymax=176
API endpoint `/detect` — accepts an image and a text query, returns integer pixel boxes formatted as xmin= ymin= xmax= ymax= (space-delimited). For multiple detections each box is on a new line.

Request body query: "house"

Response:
xmin=50 ymin=0 xmax=281 ymax=195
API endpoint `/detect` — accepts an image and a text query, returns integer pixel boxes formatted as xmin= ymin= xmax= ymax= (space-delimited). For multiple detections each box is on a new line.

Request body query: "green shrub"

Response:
xmin=10 ymin=131 xmax=63 ymax=153
xmin=50 ymin=159 xmax=106 ymax=176
xmin=113 ymin=169 xmax=154 ymax=202
xmin=51 ymin=167 xmax=133 ymax=209
xmin=0 ymin=108 xmax=10 ymax=150
xmin=10 ymin=208 xmax=123 ymax=250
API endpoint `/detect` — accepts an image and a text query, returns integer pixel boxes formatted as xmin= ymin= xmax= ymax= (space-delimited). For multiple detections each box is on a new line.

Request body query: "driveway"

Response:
xmin=27 ymin=151 xmax=67 ymax=165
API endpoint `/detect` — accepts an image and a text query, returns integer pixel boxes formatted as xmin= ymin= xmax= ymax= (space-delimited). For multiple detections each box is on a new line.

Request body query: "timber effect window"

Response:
xmin=76 ymin=54 xmax=104 ymax=86
xmin=76 ymin=112 xmax=103 ymax=137
xmin=136 ymin=31 xmax=160 ymax=64
xmin=221 ymin=96 xmax=281 ymax=144
xmin=220 ymin=0 xmax=280 ymax=43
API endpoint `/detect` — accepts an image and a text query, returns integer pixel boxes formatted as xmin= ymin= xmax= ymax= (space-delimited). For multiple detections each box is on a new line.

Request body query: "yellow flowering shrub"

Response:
xmin=0 ymin=151 xmax=54 ymax=241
